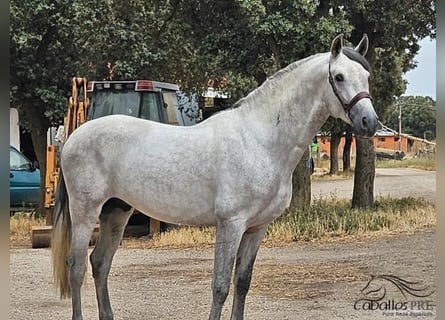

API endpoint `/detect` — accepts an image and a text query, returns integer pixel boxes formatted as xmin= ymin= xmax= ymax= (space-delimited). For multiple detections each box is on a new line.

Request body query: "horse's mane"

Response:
xmin=232 ymin=53 xmax=325 ymax=109
xmin=228 ymin=47 xmax=370 ymax=110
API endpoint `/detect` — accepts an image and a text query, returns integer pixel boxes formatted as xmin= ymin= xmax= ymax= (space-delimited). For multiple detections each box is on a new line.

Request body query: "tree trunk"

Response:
xmin=30 ymin=127 xmax=48 ymax=218
xmin=18 ymin=103 xmax=49 ymax=217
xmin=329 ymin=133 xmax=340 ymax=175
xmin=352 ymin=137 xmax=375 ymax=208
xmin=289 ymin=148 xmax=311 ymax=212
xmin=343 ymin=129 xmax=353 ymax=172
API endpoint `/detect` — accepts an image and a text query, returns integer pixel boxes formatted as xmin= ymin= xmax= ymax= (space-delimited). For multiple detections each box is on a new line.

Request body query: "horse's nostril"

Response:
xmin=360 ymin=116 xmax=378 ymax=136
xmin=362 ymin=116 xmax=368 ymax=129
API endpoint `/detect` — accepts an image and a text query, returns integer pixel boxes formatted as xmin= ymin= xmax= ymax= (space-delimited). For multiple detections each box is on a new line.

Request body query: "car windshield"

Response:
xmin=10 ymin=147 xmax=31 ymax=170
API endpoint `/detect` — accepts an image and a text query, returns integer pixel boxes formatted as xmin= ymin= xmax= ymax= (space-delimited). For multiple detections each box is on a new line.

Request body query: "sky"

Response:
xmin=402 ymin=37 xmax=436 ymax=99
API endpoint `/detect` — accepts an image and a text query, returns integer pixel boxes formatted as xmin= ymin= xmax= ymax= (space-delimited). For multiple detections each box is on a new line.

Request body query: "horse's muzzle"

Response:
xmin=358 ymin=114 xmax=379 ymax=138
xmin=349 ymin=104 xmax=379 ymax=138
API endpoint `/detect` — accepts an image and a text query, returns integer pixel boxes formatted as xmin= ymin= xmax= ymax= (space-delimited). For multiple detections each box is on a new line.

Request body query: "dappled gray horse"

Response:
xmin=52 ymin=34 xmax=378 ymax=320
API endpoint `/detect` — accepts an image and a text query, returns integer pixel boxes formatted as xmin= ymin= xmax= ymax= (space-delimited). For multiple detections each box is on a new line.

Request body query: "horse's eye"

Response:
xmin=335 ymin=74 xmax=344 ymax=82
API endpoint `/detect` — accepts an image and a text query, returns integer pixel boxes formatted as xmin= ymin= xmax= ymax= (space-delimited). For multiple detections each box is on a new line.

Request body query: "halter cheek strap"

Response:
xmin=328 ymin=64 xmax=372 ymax=114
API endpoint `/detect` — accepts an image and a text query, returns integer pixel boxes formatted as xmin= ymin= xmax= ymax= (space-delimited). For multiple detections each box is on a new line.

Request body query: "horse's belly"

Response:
xmin=115 ymin=164 xmax=217 ymax=226
xmin=131 ymin=197 xmax=216 ymax=226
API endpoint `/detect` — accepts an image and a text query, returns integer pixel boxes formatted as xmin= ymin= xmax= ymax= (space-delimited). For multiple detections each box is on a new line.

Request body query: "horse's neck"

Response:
xmin=236 ymin=54 xmax=330 ymax=164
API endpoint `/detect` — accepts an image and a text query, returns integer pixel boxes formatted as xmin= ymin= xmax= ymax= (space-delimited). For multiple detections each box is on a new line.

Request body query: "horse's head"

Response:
xmin=360 ymin=275 xmax=386 ymax=300
xmin=327 ymin=34 xmax=378 ymax=138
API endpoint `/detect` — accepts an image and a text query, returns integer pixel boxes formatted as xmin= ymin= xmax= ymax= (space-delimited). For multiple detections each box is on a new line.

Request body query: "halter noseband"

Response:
xmin=328 ymin=62 xmax=372 ymax=114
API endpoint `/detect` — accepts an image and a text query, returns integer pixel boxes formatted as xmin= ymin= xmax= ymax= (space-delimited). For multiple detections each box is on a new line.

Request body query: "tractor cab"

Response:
xmin=86 ymin=80 xmax=183 ymax=125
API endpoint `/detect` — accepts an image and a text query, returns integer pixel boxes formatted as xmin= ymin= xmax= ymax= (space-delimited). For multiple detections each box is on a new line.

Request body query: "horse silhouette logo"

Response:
xmin=354 ymin=274 xmax=434 ymax=311
xmin=361 ymin=274 xmax=434 ymax=300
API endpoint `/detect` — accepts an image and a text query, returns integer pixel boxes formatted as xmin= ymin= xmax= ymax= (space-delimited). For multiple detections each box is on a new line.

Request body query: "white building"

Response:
xmin=10 ymin=108 xmax=20 ymax=149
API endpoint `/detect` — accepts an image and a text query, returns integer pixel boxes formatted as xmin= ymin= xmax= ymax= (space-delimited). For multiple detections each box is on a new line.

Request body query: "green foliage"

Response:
xmin=11 ymin=0 xmax=436 ymax=132
xmin=370 ymin=49 xmax=407 ymax=116
xmin=10 ymin=0 xmax=77 ymax=128
xmin=384 ymin=96 xmax=436 ymax=139
xmin=70 ymin=0 xmax=194 ymax=83
xmin=179 ymin=0 xmax=352 ymax=100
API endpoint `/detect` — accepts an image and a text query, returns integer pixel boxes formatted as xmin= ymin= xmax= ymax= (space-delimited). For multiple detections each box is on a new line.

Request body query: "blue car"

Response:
xmin=10 ymin=146 xmax=41 ymax=208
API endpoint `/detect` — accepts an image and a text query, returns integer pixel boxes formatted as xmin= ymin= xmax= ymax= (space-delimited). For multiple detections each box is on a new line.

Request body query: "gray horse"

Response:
xmin=52 ymin=34 xmax=378 ymax=320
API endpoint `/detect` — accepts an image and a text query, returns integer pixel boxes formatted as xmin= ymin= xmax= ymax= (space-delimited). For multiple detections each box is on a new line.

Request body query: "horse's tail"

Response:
xmin=51 ymin=167 xmax=72 ymax=299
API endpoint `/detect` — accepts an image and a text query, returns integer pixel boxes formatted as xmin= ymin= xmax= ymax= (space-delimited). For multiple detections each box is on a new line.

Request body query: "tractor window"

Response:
xmin=140 ymin=92 xmax=163 ymax=122
xmin=88 ymin=91 xmax=141 ymax=120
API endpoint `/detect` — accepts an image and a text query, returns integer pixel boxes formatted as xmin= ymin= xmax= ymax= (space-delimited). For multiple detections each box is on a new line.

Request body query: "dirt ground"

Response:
xmin=10 ymin=230 xmax=436 ymax=320
xmin=10 ymin=168 xmax=436 ymax=320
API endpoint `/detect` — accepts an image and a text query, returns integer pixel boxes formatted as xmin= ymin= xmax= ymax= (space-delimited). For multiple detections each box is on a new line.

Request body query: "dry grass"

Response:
xmin=10 ymin=197 xmax=435 ymax=249
xmin=265 ymin=197 xmax=435 ymax=244
xmin=376 ymin=157 xmax=436 ymax=170
xmin=124 ymin=226 xmax=216 ymax=249
xmin=311 ymin=170 xmax=354 ymax=181
xmin=9 ymin=213 xmax=46 ymax=247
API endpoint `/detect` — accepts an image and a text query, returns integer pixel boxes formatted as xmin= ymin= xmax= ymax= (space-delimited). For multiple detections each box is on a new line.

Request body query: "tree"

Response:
xmin=342 ymin=127 xmax=353 ymax=172
xmin=385 ymin=96 xmax=436 ymax=140
xmin=319 ymin=117 xmax=350 ymax=175
xmin=352 ymin=137 xmax=375 ymax=207
xmin=69 ymin=0 xmax=200 ymax=84
xmin=289 ymin=148 xmax=312 ymax=211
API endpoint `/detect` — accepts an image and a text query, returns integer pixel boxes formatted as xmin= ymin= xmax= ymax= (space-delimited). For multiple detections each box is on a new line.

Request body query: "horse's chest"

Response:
xmin=265 ymin=182 xmax=292 ymax=212
xmin=245 ymin=173 xmax=292 ymax=214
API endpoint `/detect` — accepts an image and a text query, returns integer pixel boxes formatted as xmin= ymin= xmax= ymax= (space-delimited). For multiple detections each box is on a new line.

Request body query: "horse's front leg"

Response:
xmin=209 ymin=220 xmax=245 ymax=320
xmin=230 ymin=225 xmax=268 ymax=320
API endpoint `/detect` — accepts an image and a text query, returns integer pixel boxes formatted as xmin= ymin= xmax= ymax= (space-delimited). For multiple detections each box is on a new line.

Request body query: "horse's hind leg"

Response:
xmin=90 ymin=199 xmax=133 ymax=320
xmin=69 ymin=203 xmax=102 ymax=320
xmin=230 ymin=226 xmax=268 ymax=320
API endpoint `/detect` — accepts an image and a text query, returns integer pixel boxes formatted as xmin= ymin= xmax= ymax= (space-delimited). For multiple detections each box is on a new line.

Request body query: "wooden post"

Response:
xmin=149 ymin=218 xmax=161 ymax=237
xmin=31 ymin=224 xmax=100 ymax=248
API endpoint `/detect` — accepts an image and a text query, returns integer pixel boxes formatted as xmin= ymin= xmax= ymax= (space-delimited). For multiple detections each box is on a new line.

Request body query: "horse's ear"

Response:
xmin=355 ymin=34 xmax=369 ymax=56
xmin=330 ymin=34 xmax=344 ymax=58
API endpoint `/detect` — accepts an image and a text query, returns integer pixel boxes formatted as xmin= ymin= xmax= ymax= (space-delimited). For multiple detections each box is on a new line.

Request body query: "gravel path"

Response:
xmin=312 ymin=168 xmax=436 ymax=202
xmin=10 ymin=230 xmax=436 ymax=320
